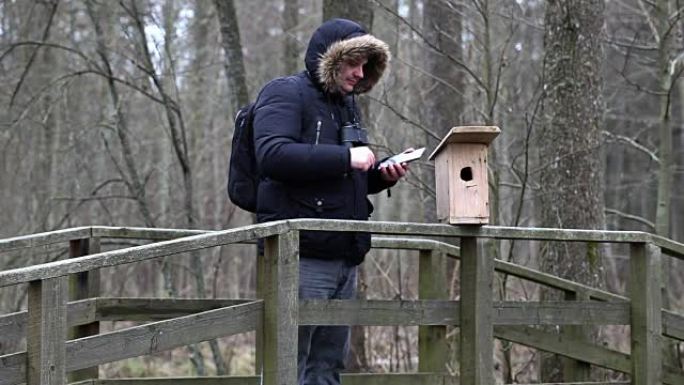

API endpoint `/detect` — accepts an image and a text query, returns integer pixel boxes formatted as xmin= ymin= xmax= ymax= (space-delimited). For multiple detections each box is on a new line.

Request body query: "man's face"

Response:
xmin=339 ymin=58 xmax=368 ymax=94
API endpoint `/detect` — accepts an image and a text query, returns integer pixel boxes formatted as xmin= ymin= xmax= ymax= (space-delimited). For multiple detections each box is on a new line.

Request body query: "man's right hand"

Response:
xmin=349 ymin=146 xmax=376 ymax=171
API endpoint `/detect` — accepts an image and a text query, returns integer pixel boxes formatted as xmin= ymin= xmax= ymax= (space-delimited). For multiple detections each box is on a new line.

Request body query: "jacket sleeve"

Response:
xmin=367 ymin=165 xmax=397 ymax=195
xmin=254 ymin=77 xmax=351 ymax=182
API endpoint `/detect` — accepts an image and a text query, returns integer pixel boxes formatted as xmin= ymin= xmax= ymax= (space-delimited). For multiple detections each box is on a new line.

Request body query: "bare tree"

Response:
xmin=651 ymin=0 xmax=681 ymax=369
xmin=283 ymin=0 xmax=299 ymax=74
xmin=421 ymin=0 xmax=465 ymax=222
xmin=214 ymin=0 xmax=249 ymax=111
xmin=538 ymin=0 xmax=607 ymax=381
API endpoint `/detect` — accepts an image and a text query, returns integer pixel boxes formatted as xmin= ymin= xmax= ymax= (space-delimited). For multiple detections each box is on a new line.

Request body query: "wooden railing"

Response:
xmin=1 ymin=220 xmax=683 ymax=385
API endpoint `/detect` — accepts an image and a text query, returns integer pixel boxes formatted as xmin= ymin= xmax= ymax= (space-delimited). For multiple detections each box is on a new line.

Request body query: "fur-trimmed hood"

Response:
xmin=304 ymin=19 xmax=390 ymax=94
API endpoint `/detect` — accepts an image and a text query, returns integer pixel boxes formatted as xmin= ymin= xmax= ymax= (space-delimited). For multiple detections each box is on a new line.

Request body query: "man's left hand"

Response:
xmin=379 ymin=163 xmax=408 ymax=182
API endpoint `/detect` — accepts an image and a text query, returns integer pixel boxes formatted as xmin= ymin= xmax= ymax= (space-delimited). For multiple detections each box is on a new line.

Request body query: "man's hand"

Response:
xmin=350 ymin=146 xmax=376 ymax=171
xmin=379 ymin=162 xmax=408 ymax=182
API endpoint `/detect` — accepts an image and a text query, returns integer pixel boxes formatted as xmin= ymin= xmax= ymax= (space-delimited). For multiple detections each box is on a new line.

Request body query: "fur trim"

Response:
xmin=318 ymin=34 xmax=391 ymax=94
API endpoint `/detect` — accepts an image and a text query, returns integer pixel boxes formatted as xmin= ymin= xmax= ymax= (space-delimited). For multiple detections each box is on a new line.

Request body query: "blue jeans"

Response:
xmin=298 ymin=258 xmax=357 ymax=385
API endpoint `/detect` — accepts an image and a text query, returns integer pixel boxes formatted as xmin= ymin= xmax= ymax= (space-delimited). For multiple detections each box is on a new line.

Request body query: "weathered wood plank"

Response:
xmin=96 ymin=298 xmax=251 ymax=321
xmin=2 ymin=302 xmax=260 ymax=385
xmin=630 ymin=242 xmax=663 ymax=385
xmin=496 ymin=325 xmax=631 ymax=373
xmin=493 ymin=259 xmax=626 ymax=302
xmin=299 ymin=300 xmax=629 ymax=326
xmin=513 ymin=383 xmax=629 ymax=385
xmin=255 ymin=248 xmax=266 ymax=374
xmin=68 ymin=238 xmax=101 ymax=382
xmin=0 ymin=352 xmax=25 ymax=385
xmin=299 ymin=300 xmax=457 ymax=325
xmin=89 ymin=226 xmax=207 ymax=241
xmin=0 ymin=299 xmax=97 ymax=348
xmin=651 ymin=234 xmax=684 ymax=261
xmin=27 ymin=278 xmax=67 ymax=385
xmin=495 ymin=325 xmax=684 ymax=385
xmin=562 ymin=290 xmax=591 ymax=382
xmin=663 ymin=309 xmax=684 ymax=342
xmin=418 ymin=249 xmax=448 ymax=372
xmin=289 ymin=219 xmax=653 ymax=243
xmin=459 ymin=236 xmax=493 ymax=385
xmin=375 ymin=237 xmax=630 ymax=304
xmin=372 ymin=237 xmax=460 ymax=255
xmin=67 ymin=373 xmax=460 ymax=385
xmin=3 ymin=298 xmax=629 ymax=341
xmin=3 ymin=220 xmax=682 ymax=264
xmin=261 ymin=231 xmax=298 ymax=385
xmin=85 ymin=373 xmax=458 ymax=385
xmin=91 ymin=221 xmax=664 ymax=246
xmin=493 ymin=301 xmax=629 ymax=325
xmin=304 ymin=299 xmax=409 ymax=326
xmin=11 ymin=374 xmax=639 ymax=385
xmin=66 ymin=301 xmax=261 ymax=372
xmin=3 ymin=222 xmax=682 ymax=289
xmin=341 ymin=372 xmax=457 ymax=385
xmin=0 ymin=227 xmax=91 ymax=253
xmin=0 ymin=221 xmax=291 ymax=287
xmin=92 ymin=378 xmax=258 ymax=385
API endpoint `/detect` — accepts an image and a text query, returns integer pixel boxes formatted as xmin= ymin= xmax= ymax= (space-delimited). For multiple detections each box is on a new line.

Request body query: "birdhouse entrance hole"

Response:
xmin=460 ymin=167 xmax=473 ymax=182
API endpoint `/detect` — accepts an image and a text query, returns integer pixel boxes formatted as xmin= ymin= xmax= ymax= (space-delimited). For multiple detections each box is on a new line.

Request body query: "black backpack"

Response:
xmin=227 ymin=102 xmax=259 ymax=212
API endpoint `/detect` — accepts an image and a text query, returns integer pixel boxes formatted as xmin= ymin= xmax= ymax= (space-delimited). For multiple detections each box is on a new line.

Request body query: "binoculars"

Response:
xmin=340 ymin=122 xmax=369 ymax=149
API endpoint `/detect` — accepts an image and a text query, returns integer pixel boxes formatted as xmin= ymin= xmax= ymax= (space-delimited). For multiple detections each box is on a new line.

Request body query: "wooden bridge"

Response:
xmin=1 ymin=219 xmax=684 ymax=385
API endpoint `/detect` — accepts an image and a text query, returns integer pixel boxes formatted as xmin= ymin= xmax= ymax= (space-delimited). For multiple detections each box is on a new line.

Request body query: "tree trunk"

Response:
xmin=654 ymin=0 xmax=679 ymax=369
xmin=125 ymin=0 xmax=212 ymax=374
xmin=323 ymin=0 xmax=372 ymax=29
xmin=214 ymin=0 xmax=249 ymax=111
xmin=282 ymin=0 xmax=299 ymax=74
xmin=421 ymin=0 xmax=464 ymax=223
xmin=539 ymin=0 xmax=606 ymax=382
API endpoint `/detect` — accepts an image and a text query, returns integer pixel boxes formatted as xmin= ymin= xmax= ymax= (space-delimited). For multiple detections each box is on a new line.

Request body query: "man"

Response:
xmin=253 ymin=18 xmax=407 ymax=384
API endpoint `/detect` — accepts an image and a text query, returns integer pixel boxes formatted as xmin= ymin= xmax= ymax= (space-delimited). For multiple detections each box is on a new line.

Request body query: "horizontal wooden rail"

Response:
xmin=0 ymin=301 xmax=262 ymax=385
xmin=299 ymin=299 xmax=630 ymax=326
xmin=290 ymin=219 xmax=652 ymax=241
xmin=495 ymin=325 xmax=684 ymax=385
xmin=0 ymin=227 xmax=92 ymax=253
xmin=70 ymin=379 xmax=634 ymax=385
xmin=70 ymin=373 xmax=460 ymax=385
xmin=373 ymin=236 xmax=628 ymax=302
xmin=3 ymin=299 xmax=683 ymax=353
xmin=0 ymin=221 xmax=291 ymax=287
xmin=3 ymin=219 xmax=683 ymax=259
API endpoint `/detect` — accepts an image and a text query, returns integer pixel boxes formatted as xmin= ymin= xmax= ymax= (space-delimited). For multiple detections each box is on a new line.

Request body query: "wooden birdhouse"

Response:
xmin=428 ymin=126 xmax=500 ymax=225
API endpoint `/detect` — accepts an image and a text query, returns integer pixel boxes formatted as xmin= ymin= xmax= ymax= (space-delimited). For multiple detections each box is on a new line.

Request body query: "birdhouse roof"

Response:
xmin=428 ymin=126 xmax=501 ymax=160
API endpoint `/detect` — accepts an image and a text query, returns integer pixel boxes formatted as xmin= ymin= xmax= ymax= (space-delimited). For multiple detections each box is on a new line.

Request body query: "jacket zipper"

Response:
xmin=315 ymin=121 xmax=321 ymax=144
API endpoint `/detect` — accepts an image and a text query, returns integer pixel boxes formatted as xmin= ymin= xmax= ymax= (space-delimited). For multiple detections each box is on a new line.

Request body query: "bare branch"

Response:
xmin=0 ymin=41 xmax=102 ymax=71
xmin=602 ymin=130 xmax=660 ymax=164
xmin=371 ymin=0 xmax=487 ymax=91
xmin=605 ymin=208 xmax=655 ymax=230
xmin=366 ymin=94 xmax=441 ymax=141
xmin=9 ymin=0 xmax=60 ymax=108
xmin=637 ymin=0 xmax=660 ymax=44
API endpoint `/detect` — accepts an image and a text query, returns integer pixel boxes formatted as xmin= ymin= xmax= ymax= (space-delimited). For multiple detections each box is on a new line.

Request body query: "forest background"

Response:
xmin=0 ymin=0 xmax=683 ymax=383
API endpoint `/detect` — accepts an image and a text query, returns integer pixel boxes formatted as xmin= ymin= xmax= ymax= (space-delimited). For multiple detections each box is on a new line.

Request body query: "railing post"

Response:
xmin=418 ymin=248 xmax=448 ymax=372
xmin=261 ymin=230 xmax=299 ymax=385
xmin=27 ymin=277 xmax=68 ymax=385
xmin=459 ymin=236 xmax=493 ymax=385
xmin=68 ymin=237 xmax=101 ymax=382
xmin=630 ymin=242 xmax=662 ymax=385
xmin=561 ymin=289 xmax=590 ymax=381
xmin=255 ymin=245 xmax=265 ymax=374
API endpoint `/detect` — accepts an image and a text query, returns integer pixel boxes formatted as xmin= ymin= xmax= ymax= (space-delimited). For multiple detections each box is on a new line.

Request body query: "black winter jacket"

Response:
xmin=253 ymin=19 xmax=392 ymax=265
